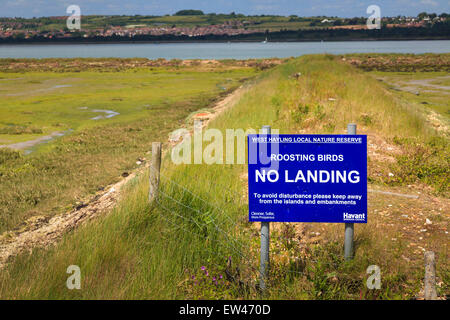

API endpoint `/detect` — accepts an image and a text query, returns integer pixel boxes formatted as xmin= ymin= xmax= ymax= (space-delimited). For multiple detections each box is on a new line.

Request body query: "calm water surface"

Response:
xmin=0 ymin=40 xmax=449 ymax=59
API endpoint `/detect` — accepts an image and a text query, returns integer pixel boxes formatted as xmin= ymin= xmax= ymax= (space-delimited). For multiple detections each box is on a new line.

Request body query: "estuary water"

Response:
xmin=0 ymin=40 xmax=449 ymax=59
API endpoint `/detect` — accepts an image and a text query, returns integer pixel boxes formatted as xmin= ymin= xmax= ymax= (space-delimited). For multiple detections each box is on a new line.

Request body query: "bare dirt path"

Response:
xmin=0 ymin=84 xmax=249 ymax=269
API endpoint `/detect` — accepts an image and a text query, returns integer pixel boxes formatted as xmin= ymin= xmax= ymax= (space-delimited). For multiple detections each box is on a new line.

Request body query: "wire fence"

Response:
xmin=149 ymin=165 xmax=307 ymax=285
xmin=154 ymin=197 xmax=260 ymax=276
xmin=155 ymin=186 xmax=260 ymax=271
xmin=158 ymin=170 xmax=246 ymax=229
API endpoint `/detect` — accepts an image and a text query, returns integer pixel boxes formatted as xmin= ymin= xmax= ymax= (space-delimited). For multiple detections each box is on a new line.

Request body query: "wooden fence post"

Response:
xmin=149 ymin=142 xmax=162 ymax=202
xmin=424 ymin=251 xmax=437 ymax=300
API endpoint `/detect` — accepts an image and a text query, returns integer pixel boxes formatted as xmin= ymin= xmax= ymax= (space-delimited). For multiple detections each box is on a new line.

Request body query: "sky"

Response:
xmin=0 ymin=0 xmax=449 ymax=18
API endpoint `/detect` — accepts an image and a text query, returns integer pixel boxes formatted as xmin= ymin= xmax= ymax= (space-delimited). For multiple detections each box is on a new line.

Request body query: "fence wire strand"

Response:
xmin=154 ymin=195 xmax=263 ymax=278
xmin=148 ymin=164 xmax=307 ymax=281
xmin=151 ymin=164 xmax=245 ymax=229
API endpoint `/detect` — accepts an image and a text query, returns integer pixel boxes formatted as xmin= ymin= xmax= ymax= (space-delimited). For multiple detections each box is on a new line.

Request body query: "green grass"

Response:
xmin=0 ymin=62 xmax=256 ymax=233
xmin=0 ymin=55 xmax=448 ymax=299
xmin=0 ymin=69 xmax=252 ymax=144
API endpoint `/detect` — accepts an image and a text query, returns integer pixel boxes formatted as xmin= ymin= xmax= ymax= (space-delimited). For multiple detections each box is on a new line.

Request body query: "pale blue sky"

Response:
xmin=1 ymin=0 xmax=449 ymax=18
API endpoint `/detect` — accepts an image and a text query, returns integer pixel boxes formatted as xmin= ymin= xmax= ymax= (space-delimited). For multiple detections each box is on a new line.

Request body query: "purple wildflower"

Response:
xmin=201 ymin=266 xmax=206 ymax=271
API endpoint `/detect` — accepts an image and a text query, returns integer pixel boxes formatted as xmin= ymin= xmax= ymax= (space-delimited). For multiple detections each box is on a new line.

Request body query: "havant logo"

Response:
xmin=343 ymin=212 xmax=366 ymax=221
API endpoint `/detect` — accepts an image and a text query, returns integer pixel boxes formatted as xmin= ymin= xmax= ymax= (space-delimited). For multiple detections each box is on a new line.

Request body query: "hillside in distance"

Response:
xmin=1 ymin=12 xmax=449 ymax=42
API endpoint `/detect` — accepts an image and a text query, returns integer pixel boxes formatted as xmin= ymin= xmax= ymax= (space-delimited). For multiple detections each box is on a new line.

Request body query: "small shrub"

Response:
xmin=324 ymin=122 xmax=336 ymax=133
xmin=0 ymin=148 xmax=22 ymax=165
xmin=305 ymin=243 xmax=345 ymax=299
xmin=271 ymin=95 xmax=282 ymax=107
xmin=291 ymin=104 xmax=310 ymax=123
xmin=389 ymin=136 xmax=449 ymax=194
xmin=314 ymin=104 xmax=326 ymax=120
xmin=360 ymin=113 xmax=373 ymax=126
xmin=0 ymin=125 xmax=42 ymax=135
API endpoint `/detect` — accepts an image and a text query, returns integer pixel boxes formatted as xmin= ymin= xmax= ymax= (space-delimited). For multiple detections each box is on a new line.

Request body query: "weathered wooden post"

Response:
xmin=149 ymin=142 xmax=162 ymax=202
xmin=424 ymin=251 xmax=437 ymax=300
xmin=260 ymin=125 xmax=271 ymax=292
xmin=344 ymin=123 xmax=356 ymax=260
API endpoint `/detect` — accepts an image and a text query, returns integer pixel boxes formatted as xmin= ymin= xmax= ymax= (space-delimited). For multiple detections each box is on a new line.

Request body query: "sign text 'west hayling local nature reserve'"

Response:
xmin=247 ymin=134 xmax=367 ymax=223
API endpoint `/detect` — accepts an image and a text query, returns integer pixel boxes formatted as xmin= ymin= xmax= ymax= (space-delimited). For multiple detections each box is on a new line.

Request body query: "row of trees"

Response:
xmin=418 ymin=12 xmax=448 ymax=19
xmin=173 ymin=11 xmax=449 ymax=18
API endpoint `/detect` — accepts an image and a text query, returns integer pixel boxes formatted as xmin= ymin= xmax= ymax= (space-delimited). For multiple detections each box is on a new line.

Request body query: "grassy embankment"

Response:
xmin=0 ymin=58 xmax=261 ymax=234
xmin=0 ymin=54 xmax=448 ymax=299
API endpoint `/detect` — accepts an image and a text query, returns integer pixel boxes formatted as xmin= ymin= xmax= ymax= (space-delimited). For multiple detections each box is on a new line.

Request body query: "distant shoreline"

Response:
xmin=1 ymin=37 xmax=449 ymax=45
xmin=1 ymin=26 xmax=449 ymax=45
